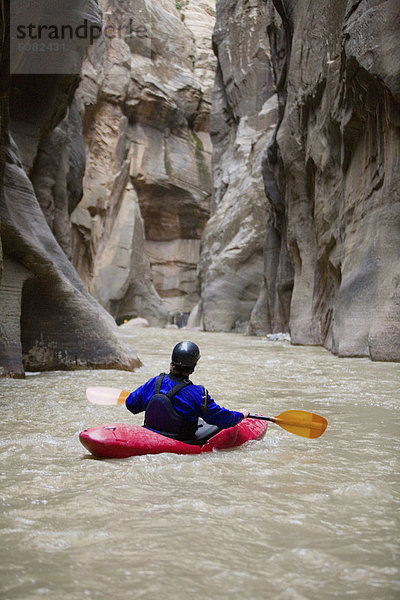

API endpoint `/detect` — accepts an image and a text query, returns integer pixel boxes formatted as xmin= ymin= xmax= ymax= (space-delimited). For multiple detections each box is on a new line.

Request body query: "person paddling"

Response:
xmin=125 ymin=341 xmax=249 ymax=442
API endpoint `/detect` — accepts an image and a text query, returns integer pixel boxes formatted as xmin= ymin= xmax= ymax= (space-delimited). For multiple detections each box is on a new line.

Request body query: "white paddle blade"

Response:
xmin=86 ymin=386 xmax=130 ymax=406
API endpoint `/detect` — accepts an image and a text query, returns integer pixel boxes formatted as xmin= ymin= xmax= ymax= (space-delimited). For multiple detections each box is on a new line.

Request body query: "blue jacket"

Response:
xmin=126 ymin=373 xmax=244 ymax=429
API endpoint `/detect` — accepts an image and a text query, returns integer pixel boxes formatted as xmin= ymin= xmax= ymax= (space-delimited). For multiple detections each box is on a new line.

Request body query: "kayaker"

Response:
xmin=125 ymin=341 xmax=249 ymax=441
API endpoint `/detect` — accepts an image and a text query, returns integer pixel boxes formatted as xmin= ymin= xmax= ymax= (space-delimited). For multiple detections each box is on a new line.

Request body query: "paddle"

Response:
xmin=248 ymin=411 xmax=327 ymax=439
xmin=86 ymin=386 xmax=130 ymax=405
xmin=86 ymin=387 xmax=327 ymax=439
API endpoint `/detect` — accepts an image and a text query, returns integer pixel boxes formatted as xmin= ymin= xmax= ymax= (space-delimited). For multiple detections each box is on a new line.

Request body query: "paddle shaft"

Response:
xmin=248 ymin=414 xmax=274 ymax=422
xmin=248 ymin=414 xmax=295 ymax=427
xmin=86 ymin=387 xmax=327 ymax=438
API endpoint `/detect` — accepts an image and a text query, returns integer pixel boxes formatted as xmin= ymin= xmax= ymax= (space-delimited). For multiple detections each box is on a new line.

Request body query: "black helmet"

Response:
xmin=171 ymin=341 xmax=200 ymax=368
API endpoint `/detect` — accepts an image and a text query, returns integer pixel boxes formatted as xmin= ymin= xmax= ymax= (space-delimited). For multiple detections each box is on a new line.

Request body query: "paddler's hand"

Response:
xmin=239 ymin=409 xmax=249 ymax=419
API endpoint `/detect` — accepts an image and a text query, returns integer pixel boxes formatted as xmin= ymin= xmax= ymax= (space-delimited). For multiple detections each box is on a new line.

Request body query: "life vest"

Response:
xmin=144 ymin=373 xmax=197 ymax=439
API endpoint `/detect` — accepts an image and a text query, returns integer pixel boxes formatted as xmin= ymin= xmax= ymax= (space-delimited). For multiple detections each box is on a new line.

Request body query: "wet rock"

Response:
xmin=1 ymin=134 xmax=141 ymax=376
xmin=72 ymin=0 xmax=216 ymax=322
xmin=29 ymin=100 xmax=85 ymax=259
xmin=269 ymin=0 xmax=400 ymax=360
xmin=266 ymin=332 xmax=291 ymax=342
xmin=0 ymin=2 xmax=141 ymax=377
xmin=0 ymin=257 xmax=31 ymax=378
xmin=119 ymin=317 xmax=150 ymax=328
xmin=200 ymin=0 xmax=400 ymax=361
xmin=197 ymin=0 xmax=278 ymax=333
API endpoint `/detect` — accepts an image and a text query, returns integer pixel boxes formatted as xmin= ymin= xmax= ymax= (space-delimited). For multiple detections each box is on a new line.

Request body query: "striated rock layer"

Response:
xmin=0 ymin=1 xmax=141 ymax=377
xmin=72 ymin=0 xmax=216 ymax=325
xmin=199 ymin=0 xmax=400 ymax=361
xmin=194 ymin=0 xmax=279 ymax=333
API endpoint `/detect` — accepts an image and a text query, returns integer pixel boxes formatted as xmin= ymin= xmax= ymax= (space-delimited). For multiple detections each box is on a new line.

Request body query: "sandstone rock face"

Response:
xmin=30 ymin=100 xmax=86 ymax=259
xmin=266 ymin=0 xmax=400 ymax=360
xmin=72 ymin=0 xmax=216 ymax=325
xmin=200 ymin=0 xmax=400 ymax=361
xmin=195 ymin=0 xmax=279 ymax=333
xmin=2 ymin=0 xmax=398 ymax=368
xmin=0 ymin=1 xmax=141 ymax=377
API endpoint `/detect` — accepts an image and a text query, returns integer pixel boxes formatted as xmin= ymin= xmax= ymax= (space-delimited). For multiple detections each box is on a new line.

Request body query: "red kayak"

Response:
xmin=79 ymin=418 xmax=268 ymax=459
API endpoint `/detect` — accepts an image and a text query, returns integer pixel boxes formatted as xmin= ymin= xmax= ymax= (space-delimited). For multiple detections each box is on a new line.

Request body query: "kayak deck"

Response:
xmin=79 ymin=418 xmax=268 ymax=459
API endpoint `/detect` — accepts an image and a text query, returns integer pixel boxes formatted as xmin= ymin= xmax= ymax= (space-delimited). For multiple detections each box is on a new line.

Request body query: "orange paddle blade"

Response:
xmin=86 ymin=387 xmax=130 ymax=405
xmin=271 ymin=410 xmax=328 ymax=439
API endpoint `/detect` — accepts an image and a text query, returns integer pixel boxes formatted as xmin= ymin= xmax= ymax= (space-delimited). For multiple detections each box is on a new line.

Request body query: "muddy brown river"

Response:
xmin=1 ymin=326 xmax=399 ymax=599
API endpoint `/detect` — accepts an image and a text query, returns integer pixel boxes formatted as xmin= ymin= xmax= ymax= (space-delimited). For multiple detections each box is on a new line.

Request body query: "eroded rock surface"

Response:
xmin=0 ymin=1 xmax=141 ymax=377
xmin=199 ymin=0 xmax=400 ymax=360
xmin=268 ymin=0 xmax=400 ymax=360
xmin=2 ymin=0 xmax=399 ymax=370
xmin=195 ymin=0 xmax=279 ymax=333
xmin=72 ymin=0 xmax=216 ymax=324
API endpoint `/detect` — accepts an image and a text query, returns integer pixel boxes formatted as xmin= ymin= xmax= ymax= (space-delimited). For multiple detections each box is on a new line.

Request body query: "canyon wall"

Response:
xmin=0 ymin=1 xmax=141 ymax=377
xmin=198 ymin=0 xmax=400 ymax=361
xmin=71 ymin=0 xmax=216 ymax=326
xmin=193 ymin=0 xmax=280 ymax=333
xmin=0 ymin=0 xmax=216 ymax=377
xmin=1 ymin=0 xmax=399 ymax=375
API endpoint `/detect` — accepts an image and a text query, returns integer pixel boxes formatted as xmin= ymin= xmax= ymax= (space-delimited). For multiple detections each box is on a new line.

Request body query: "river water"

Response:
xmin=0 ymin=326 xmax=399 ymax=600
